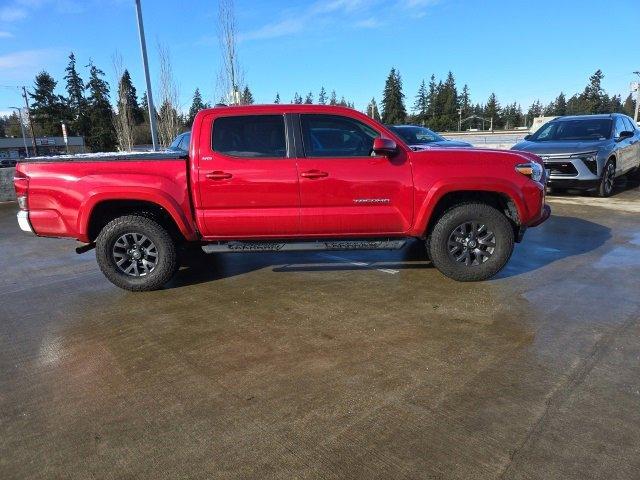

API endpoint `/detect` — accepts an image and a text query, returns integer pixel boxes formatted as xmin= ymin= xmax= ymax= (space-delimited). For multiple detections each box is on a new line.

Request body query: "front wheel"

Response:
xmin=597 ymin=160 xmax=616 ymax=197
xmin=428 ymin=203 xmax=515 ymax=282
xmin=96 ymin=215 xmax=178 ymax=291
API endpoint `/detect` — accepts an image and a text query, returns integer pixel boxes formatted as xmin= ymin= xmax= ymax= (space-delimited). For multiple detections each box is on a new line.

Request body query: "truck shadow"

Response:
xmin=167 ymin=215 xmax=610 ymax=288
xmin=497 ymin=215 xmax=611 ymax=278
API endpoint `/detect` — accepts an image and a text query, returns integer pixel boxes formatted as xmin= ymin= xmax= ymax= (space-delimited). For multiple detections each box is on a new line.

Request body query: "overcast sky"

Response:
xmin=1 ymin=0 xmax=638 ymax=116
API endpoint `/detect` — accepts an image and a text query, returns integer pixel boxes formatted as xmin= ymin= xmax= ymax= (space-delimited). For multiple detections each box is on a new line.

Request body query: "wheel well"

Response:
xmin=87 ymin=200 xmax=185 ymax=243
xmin=424 ymin=191 xmax=520 ymax=238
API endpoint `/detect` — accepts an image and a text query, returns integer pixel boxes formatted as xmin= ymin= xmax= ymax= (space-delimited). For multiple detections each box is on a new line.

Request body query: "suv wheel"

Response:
xmin=96 ymin=215 xmax=178 ymax=291
xmin=597 ymin=160 xmax=616 ymax=197
xmin=428 ymin=203 xmax=514 ymax=282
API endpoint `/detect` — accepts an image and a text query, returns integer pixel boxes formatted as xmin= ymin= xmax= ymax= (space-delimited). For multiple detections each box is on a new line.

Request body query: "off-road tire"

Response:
xmin=428 ymin=203 xmax=514 ymax=282
xmin=96 ymin=215 xmax=178 ymax=291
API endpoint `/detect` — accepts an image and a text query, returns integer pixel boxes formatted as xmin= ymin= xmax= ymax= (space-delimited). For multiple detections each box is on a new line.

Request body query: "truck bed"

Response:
xmin=20 ymin=151 xmax=187 ymax=163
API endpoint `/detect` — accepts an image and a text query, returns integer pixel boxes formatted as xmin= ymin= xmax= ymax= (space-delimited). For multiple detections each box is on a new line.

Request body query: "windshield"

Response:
xmin=389 ymin=126 xmax=445 ymax=144
xmin=169 ymin=132 xmax=191 ymax=151
xmin=530 ymin=119 xmax=612 ymax=142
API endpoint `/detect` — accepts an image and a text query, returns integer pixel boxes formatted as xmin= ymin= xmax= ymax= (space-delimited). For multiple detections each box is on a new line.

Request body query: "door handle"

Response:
xmin=301 ymin=170 xmax=329 ymax=179
xmin=206 ymin=171 xmax=233 ymax=180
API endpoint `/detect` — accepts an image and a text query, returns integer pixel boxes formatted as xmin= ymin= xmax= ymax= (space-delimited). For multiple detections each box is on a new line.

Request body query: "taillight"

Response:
xmin=13 ymin=170 xmax=29 ymax=210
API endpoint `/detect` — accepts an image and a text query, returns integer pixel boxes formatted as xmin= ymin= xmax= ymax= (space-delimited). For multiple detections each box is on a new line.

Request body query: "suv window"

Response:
xmin=614 ymin=116 xmax=627 ymax=138
xmin=301 ymin=114 xmax=378 ymax=157
xmin=212 ymin=115 xmax=286 ymax=157
xmin=622 ymin=116 xmax=635 ymax=132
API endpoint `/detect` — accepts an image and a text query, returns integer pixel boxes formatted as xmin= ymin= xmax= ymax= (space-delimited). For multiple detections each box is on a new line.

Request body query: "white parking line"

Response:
xmin=317 ymin=253 xmax=399 ymax=274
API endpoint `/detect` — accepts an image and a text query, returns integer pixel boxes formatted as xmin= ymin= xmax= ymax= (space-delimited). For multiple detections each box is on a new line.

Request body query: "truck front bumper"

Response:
xmin=17 ymin=211 xmax=34 ymax=234
xmin=528 ymin=204 xmax=551 ymax=228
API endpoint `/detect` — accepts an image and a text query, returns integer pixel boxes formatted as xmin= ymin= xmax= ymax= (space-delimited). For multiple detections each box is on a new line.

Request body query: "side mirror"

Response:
xmin=373 ymin=137 xmax=397 ymax=156
xmin=524 ymin=134 xmax=532 ymax=141
xmin=618 ymin=130 xmax=634 ymax=140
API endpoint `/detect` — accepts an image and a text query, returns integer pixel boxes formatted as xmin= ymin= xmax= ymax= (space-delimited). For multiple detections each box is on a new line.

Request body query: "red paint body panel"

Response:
xmin=15 ymin=104 xmax=548 ymax=245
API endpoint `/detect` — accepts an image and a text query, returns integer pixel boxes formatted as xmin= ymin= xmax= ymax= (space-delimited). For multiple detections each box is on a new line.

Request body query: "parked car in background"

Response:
xmin=168 ymin=131 xmax=191 ymax=152
xmin=511 ymin=114 xmax=640 ymax=197
xmin=15 ymin=105 xmax=549 ymax=291
xmin=388 ymin=125 xmax=472 ymax=150
xmin=1 ymin=159 xmax=18 ymax=168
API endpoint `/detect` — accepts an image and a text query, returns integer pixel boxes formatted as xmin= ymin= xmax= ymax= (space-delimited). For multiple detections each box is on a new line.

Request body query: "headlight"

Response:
xmin=515 ymin=162 xmax=544 ymax=183
xmin=575 ymin=152 xmax=598 ymax=175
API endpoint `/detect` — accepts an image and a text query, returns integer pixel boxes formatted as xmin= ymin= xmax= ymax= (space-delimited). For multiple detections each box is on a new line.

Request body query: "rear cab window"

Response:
xmin=212 ymin=115 xmax=286 ymax=158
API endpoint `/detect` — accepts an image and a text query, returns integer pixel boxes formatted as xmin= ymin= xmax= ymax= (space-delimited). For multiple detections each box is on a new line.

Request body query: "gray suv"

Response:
xmin=511 ymin=114 xmax=640 ymax=197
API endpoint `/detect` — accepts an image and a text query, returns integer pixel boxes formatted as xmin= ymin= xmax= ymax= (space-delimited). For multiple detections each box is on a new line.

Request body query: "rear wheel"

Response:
xmin=428 ymin=203 xmax=514 ymax=282
xmin=96 ymin=215 xmax=178 ymax=291
xmin=597 ymin=160 xmax=616 ymax=197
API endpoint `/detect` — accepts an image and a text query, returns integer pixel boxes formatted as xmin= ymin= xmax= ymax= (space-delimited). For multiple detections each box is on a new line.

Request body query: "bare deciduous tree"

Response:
xmin=216 ymin=0 xmax=244 ymax=105
xmin=156 ymin=43 xmax=181 ymax=147
xmin=112 ymin=53 xmax=134 ymax=151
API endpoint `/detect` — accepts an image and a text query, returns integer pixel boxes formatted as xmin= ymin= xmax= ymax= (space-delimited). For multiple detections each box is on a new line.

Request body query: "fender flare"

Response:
xmin=77 ymin=187 xmax=198 ymax=242
xmin=413 ymin=178 xmax=528 ymax=236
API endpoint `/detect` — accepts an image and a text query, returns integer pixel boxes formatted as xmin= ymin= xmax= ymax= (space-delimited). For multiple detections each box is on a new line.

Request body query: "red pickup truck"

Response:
xmin=14 ymin=105 xmax=550 ymax=291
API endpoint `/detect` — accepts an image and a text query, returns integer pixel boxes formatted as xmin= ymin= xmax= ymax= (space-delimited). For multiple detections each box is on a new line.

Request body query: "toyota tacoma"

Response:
xmin=14 ymin=105 xmax=550 ymax=291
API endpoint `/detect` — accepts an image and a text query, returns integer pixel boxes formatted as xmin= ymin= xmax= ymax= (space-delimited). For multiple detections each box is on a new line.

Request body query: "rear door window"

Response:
xmin=622 ymin=116 xmax=635 ymax=132
xmin=212 ymin=115 xmax=286 ymax=158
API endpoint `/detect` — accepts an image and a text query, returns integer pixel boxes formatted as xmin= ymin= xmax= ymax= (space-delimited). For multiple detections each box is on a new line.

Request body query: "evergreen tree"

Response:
xmin=623 ymin=93 xmax=635 ymax=117
xmin=413 ymin=80 xmax=428 ymax=125
xmin=583 ymin=69 xmax=606 ymax=113
xmin=85 ymin=62 xmax=116 ymax=151
xmin=187 ymin=88 xmax=208 ymax=125
xmin=63 ymin=52 xmax=88 ymax=137
xmin=554 ymin=92 xmax=567 ymax=116
xmin=484 ymin=93 xmax=501 ymax=129
xmin=367 ymin=97 xmax=381 ymax=121
xmin=241 ymin=86 xmax=254 ymax=105
xmin=304 ymin=91 xmax=313 ymax=104
xmin=118 ymin=70 xmax=144 ymax=124
xmin=30 ymin=71 xmax=66 ymax=136
xmin=426 ymin=74 xmax=437 ymax=118
xmin=274 ymin=92 xmax=280 ymax=104
xmin=338 ymin=96 xmax=348 ymax=107
xmin=292 ymin=92 xmax=303 ymax=104
xmin=381 ymin=68 xmax=406 ymax=124
xmin=329 ymin=90 xmax=337 ymax=106
xmin=459 ymin=84 xmax=471 ymax=118
xmin=527 ymin=100 xmax=543 ymax=126
xmin=318 ymin=87 xmax=327 ymax=105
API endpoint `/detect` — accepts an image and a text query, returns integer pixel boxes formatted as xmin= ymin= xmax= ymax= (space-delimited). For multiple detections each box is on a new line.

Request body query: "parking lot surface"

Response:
xmin=1 ymin=181 xmax=640 ymax=479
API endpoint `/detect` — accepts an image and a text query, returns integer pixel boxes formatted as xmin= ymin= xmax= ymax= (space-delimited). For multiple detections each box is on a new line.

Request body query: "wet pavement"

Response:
xmin=1 ymin=181 xmax=639 ymax=479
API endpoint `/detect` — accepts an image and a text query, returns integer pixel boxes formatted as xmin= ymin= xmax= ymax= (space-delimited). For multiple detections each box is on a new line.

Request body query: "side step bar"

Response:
xmin=202 ymin=239 xmax=407 ymax=254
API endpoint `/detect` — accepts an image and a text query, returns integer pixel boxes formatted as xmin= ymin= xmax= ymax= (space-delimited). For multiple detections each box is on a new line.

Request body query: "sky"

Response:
xmin=0 ymin=0 xmax=638 ymax=118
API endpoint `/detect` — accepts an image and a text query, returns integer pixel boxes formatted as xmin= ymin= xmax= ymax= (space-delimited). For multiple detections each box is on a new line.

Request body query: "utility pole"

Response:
xmin=633 ymin=71 xmax=640 ymax=124
xmin=10 ymin=107 xmax=29 ymax=157
xmin=134 ymin=0 xmax=159 ymax=151
xmin=21 ymin=86 xmax=38 ymax=156
xmin=457 ymin=108 xmax=462 ymax=131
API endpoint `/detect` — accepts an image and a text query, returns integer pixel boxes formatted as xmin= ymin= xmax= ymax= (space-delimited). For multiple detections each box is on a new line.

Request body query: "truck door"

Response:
xmin=195 ymin=113 xmax=300 ymax=238
xmin=295 ymin=113 xmax=413 ymax=235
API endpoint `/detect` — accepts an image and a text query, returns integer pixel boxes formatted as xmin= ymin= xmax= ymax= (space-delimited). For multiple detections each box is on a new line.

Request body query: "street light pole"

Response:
xmin=633 ymin=71 xmax=640 ymax=124
xmin=134 ymin=0 xmax=159 ymax=151
xmin=21 ymin=86 xmax=38 ymax=156
xmin=10 ymin=107 xmax=29 ymax=158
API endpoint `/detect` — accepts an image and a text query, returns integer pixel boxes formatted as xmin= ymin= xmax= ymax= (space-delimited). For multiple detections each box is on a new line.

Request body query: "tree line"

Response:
xmin=375 ymin=68 xmax=636 ymax=131
xmin=1 ymin=62 xmax=636 ymax=153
